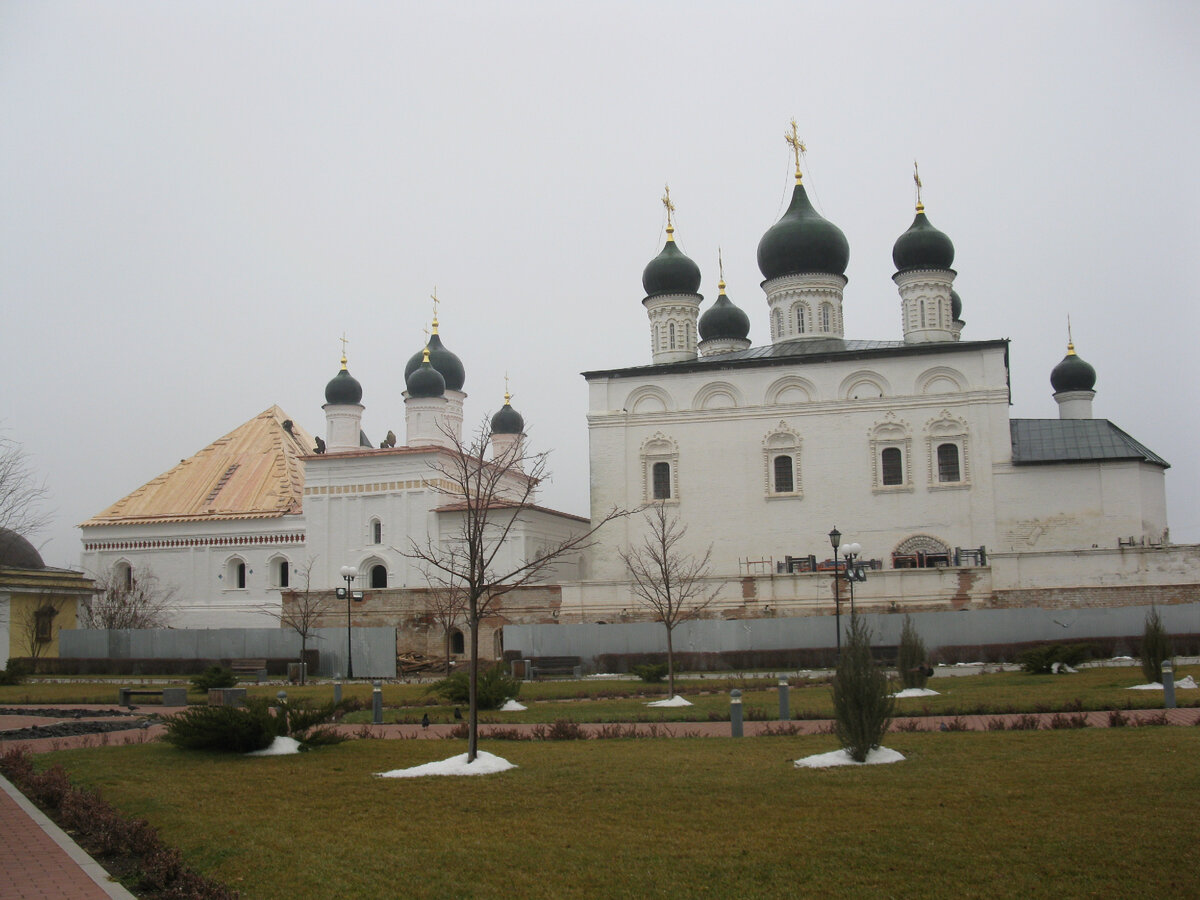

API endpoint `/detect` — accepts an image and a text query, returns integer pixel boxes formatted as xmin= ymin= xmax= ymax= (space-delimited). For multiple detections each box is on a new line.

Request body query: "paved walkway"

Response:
xmin=1 ymin=702 xmax=1197 ymax=898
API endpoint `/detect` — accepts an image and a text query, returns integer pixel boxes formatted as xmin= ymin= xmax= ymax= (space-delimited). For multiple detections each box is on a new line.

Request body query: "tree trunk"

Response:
xmin=468 ymin=614 xmax=480 ymax=762
xmin=666 ymin=624 xmax=676 ymax=698
xmin=444 ymin=629 xmax=452 ymax=676
xmin=299 ymin=634 xmax=308 ymax=685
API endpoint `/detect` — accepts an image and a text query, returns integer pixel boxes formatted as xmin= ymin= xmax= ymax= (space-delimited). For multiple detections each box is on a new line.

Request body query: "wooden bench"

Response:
xmin=528 ymin=656 xmax=583 ymax=679
xmin=230 ymin=659 xmax=268 ymax=682
xmin=118 ymin=687 xmax=188 ymax=706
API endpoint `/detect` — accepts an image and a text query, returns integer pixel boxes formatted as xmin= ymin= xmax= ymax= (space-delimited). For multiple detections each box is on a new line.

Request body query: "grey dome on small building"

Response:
xmin=1051 ymin=343 xmax=1097 ymax=393
xmin=324 ymin=358 xmax=363 ymax=405
xmin=698 ymin=280 xmax=751 ymax=342
xmin=642 ymin=234 xmax=702 ymax=298
xmin=406 ymin=352 xmax=446 ymax=398
xmin=757 ymin=183 xmax=850 ymax=280
xmin=0 ymin=528 xmax=44 ymax=569
xmin=405 ymin=331 xmax=465 ymax=392
xmin=892 ymin=205 xmax=955 ymax=272
xmin=491 ymin=394 xmax=525 ymax=435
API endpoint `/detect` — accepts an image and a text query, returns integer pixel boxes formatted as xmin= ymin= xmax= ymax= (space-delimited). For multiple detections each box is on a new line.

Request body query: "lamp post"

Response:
xmin=338 ymin=565 xmax=358 ymax=679
xmin=843 ymin=542 xmax=862 ymax=618
xmin=829 ymin=527 xmax=841 ymax=658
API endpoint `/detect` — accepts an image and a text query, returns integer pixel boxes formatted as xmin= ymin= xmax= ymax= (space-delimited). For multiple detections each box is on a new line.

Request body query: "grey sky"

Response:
xmin=3 ymin=1 xmax=1197 ymax=567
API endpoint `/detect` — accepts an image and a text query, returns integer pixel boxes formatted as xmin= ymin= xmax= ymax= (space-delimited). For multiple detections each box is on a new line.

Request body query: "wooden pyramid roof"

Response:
xmin=81 ymin=406 xmax=315 ymax=527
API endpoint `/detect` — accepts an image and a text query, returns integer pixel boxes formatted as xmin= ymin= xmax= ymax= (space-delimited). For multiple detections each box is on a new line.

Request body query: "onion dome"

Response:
xmin=0 ymin=528 xmax=45 ymax=569
xmin=757 ymin=179 xmax=850 ymax=280
xmin=404 ymin=321 xmax=465 ymax=391
xmin=892 ymin=203 xmax=955 ymax=271
xmin=951 ymin=289 xmax=963 ymax=321
xmin=642 ymin=225 xmax=702 ymax=297
xmin=491 ymin=390 xmax=525 ymax=435
xmin=698 ymin=277 xmax=751 ymax=341
xmin=406 ymin=348 xmax=446 ymax=398
xmin=1051 ymin=342 xmax=1097 ymax=393
xmin=325 ymin=356 xmax=363 ymax=405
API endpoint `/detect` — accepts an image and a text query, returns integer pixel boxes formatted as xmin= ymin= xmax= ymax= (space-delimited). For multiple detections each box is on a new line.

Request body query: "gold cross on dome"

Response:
xmin=718 ymin=247 xmax=725 ymax=283
xmin=661 ymin=184 xmax=676 ymax=229
xmin=785 ymin=119 xmax=806 ymax=182
xmin=913 ymin=160 xmax=924 ymax=208
xmin=339 ymin=332 xmax=349 ymax=367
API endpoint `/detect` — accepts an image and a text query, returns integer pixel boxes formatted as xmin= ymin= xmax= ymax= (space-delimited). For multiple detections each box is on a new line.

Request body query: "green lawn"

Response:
xmin=42 ymin=728 xmax=1200 ymax=899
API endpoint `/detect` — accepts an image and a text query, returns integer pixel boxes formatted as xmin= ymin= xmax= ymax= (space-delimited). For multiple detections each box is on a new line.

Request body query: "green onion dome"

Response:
xmin=324 ymin=357 xmax=363 ymax=405
xmin=1051 ymin=343 xmax=1097 ymax=393
xmin=951 ymin=289 xmax=963 ymax=321
xmin=757 ymin=181 xmax=850 ymax=279
xmin=892 ymin=204 xmax=955 ymax=271
xmin=698 ymin=279 xmax=751 ymax=341
xmin=406 ymin=350 xmax=446 ymax=398
xmin=404 ymin=328 xmax=465 ymax=392
xmin=490 ymin=392 xmax=525 ymax=435
xmin=642 ymin=226 xmax=702 ymax=297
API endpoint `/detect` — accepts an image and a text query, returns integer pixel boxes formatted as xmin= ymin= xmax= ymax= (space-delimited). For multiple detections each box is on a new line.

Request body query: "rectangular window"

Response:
xmin=652 ymin=461 xmax=672 ymax=499
xmin=373 ymin=520 xmax=382 ymax=544
xmin=881 ymin=447 xmax=903 ymax=486
xmin=773 ymin=455 xmax=794 ymax=493
xmin=279 ymin=560 xmax=290 ymax=588
xmin=937 ymin=443 xmax=961 ymax=482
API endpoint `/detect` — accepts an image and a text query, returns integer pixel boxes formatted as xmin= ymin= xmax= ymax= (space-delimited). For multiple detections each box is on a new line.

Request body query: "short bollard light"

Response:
xmin=275 ymin=690 xmax=287 ymax=718
xmin=730 ymin=688 xmax=743 ymax=738
xmin=334 ymin=679 xmax=342 ymax=705
xmin=778 ymin=676 xmax=790 ymax=722
xmin=372 ymin=680 xmax=383 ymax=725
xmin=1162 ymin=660 xmax=1176 ymax=709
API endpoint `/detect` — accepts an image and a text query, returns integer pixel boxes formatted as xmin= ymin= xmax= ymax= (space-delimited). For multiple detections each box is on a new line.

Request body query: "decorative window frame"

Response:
xmin=640 ymin=432 xmax=680 ymax=503
xmin=267 ymin=554 xmax=292 ymax=589
xmin=112 ymin=559 xmax=134 ymax=591
xmin=693 ymin=381 xmax=742 ymax=411
xmin=841 ymin=369 xmax=890 ymax=401
xmin=765 ymin=375 xmax=818 ymax=406
xmin=770 ymin=308 xmax=782 ymax=341
xmin=792 ymin=301 xmax=811 ymax=335
xmin=359 ymin=555 xmax=388 ymax=591
xmin=369 ymin=517 xmax=383 ymax=545
xmin=762 ymin=422 xmax=802 ymax=498
xmin=870 ymin=414 xmax=913 ymax=493
xmin=925 ymin=411 xmax=971 ymax=490
xmin=223 ymin=555 xmax=248 ymax=590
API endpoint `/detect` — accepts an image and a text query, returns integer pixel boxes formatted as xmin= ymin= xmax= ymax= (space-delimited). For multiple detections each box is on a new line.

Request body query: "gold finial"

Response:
xmin=422 ymin=345 xmax=431 ymax=363
xmin=339 ymin=333 xmax=349 ymax=369
xmin=718 ymin=247 xmax=726 ymax=294
xmin=1067 ymin=315 xmax=1075 ymax=355
xmin=785 ymin=118 xmax=806 ymax=184
xmin=913 ymin=160 xmax=925 ymax=212
xmin=662 ymin=184 xmax=676 ymax=240
xmin=430 ymin=287 xmax=440 ymax=333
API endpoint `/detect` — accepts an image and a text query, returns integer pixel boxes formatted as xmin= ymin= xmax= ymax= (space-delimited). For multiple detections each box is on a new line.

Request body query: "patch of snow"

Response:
xmin=585 ymin=673 xmax=622 ymax=679
xmin=891 ymin=688 xmax=939 ymax=698
xmin=1128 ymin=683 xmax=1163 ymax=690
xmin=794 ymin=747 xmax=905 ymax=768
xmin=499 ymin=699 xmax=527 ymax=711
xmin=376 ymin=751 xmax=516 ymax=778
xmin=646 ymin=694 xmax=693 ymax=707
xmin=1129 ymin=675 xmax=1198 ymax=690
xmin=1051 ymin=662 xmax=1078 ymax=674
xmin=1111 ymin=656 xmax=1134 ymax=662
xmin=246 ymin=736 xmax=302 ymax=756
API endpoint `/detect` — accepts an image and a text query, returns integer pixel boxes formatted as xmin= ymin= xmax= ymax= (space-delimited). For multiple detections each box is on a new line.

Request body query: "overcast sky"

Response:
xmin=3 ymin=1 xmax=1198 ymax=567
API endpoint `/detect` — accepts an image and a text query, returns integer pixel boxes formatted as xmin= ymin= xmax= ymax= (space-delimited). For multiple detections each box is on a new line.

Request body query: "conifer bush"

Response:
xmin=831 ymin=615 xmax=895 ymax=762
xmin=429 ymin=662 xmax=520 ymax=710
xmin=631 ymin=662 xmax=669 ymax=683
xmin=190 ymin=665 xmax=237 ymax=692
xmin=164 ymin=698 xmax=280 ymax=752
xmin=1140 ymin=607 xmax=1173 ymax=684
xmin=897 ymin=615 xmax=930 ymax=689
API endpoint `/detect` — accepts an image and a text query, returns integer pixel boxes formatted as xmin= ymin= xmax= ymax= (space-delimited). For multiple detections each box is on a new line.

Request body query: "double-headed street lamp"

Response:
xmin=829 ymin=529 xmax=866 ymax=659
xmin=842 ymin=541 xmax=863 ymax=617
xmin=336 ymin=565 xmax=360 ymax=678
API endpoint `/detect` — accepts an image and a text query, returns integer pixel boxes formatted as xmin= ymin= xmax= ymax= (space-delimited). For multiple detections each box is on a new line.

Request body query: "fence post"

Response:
xmin=372 ymin=681 xmax=383 ymax=724
xmin=334 ymin=680 xmax=342 ymax=705
xmin=1162 ymin=660 xmax=1176 ymax=709
xmin=730 ymin=689 xmax=743 ymax=737
xmin=778 ymin=676 xmax=790 ymax=722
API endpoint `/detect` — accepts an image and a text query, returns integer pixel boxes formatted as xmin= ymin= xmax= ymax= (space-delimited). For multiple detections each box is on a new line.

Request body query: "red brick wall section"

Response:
xmin=991 ymin=583 xmax=1200 ymax=609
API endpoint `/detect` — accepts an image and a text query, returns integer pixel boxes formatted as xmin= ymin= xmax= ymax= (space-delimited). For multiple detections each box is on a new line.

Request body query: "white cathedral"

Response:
xmin=79 ymin=140 xmax=1197 ymax=650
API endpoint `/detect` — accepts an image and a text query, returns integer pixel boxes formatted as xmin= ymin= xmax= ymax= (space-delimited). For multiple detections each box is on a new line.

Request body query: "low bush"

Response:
xmin=164 ymin=698 xmax=280 ymax=753
xmin=897 ymin=616 xmax=931 ymax=690
xmin=190 ymin=666 xmax=237 ymax=693
xmin=1140 ymin=607 xmax=1173 ymax=684
xmin=428 ymin=663 xmax=520 ymax=710
xmin=0 ymin=658 xmax=31 ymax=686
xmin=1017 ymin=643 xmax=1097 ymax=674
xmin=631 ymin=663 xmax=669 ymax=683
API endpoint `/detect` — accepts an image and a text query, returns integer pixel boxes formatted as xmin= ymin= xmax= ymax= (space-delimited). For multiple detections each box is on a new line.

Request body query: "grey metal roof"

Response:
xmin=582 ymin=337 xmax=1009 ymax=380
xmin=1010 ymin=419 xmax=1169 ymax=468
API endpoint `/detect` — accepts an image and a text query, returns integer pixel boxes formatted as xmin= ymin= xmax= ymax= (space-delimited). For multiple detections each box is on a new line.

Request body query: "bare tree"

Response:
xmin=275 ymin=557 xmax=331 ymax=684
xmin=13 ymin=595 xmax=71 ymax=672
xmin=620 ymin=501 xmax=721 ymax=698
xmin=405 ymin=419 xmax=628 ymax=762
xmin=0 ymin=432 xmax=51 ymax=539
xmin=81 ymin=568 xmax=178 ymax=630
xmin=425 ymin=576 xmax=468 ymax=675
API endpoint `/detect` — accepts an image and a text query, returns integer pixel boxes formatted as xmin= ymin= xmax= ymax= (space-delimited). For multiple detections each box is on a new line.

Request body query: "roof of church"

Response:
xmin=582 ymin=337 xmax=1009 ymax=379
xmin=81 ymin=406 xmax=315 ymax=527
xmin=1010 ymin=419 xmax=1169 ymax=468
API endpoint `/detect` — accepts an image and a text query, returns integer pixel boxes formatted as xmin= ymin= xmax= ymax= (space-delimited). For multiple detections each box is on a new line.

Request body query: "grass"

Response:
xmin=39 ymin=728 xmax=1200 ymax=899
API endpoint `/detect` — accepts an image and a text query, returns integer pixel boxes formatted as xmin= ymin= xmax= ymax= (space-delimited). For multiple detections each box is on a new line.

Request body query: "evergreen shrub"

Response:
xmin=190 ymin=666 xmax=237 ymax=692
xmin=0 ymin=658 xmax=31 ymax=685
xmin=429 ymin=663 xmax=520 ymax=710
xmin=896 ymin=615 xmax=930 ymax=689
xmin=164 ymin=698 xmax=280 ymax=752
xmin=631 ymin=663 xmax=669 ymax=683
xmin=1140 ymin=607 xmax=1173 ymax=684
xmin=831 ymin=615 xmax=895 ymax=763
xmin=1017 ymin=643 xmax=1097 ymax=674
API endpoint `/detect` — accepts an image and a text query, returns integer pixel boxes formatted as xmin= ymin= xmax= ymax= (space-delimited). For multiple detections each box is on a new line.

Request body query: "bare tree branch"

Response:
xmin=274 ymin=557 xmax=330 ymax=684
xmin=13 ymin=595 xmax=71 ymax=672
xmin=0 ymin=432 xmax=52 ymax=540
xmin=619 ymin=501 xmax=722 ymax=696
xmin=81 ymin=568 xmax=179 ymax=630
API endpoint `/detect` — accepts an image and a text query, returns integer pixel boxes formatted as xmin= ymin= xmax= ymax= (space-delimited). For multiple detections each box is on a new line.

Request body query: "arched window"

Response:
xmin=881 ymin=447 xmax=903 ymax=486
xmin=372 ymin=519 xmax=382 ymax=544
xmin=34 ymin=605 xmax=57 ymax=643
xmin=652 ymin=461 xmax=672 ymax=499
xmin=225 ymin=557 xmax=247 ymax=589
xmin=668 ymin=322 xmax=677 ymax=349
xmin=370 ymin=564 xmax=387 ymax=589
xmin=113 ymin=561 xmax=133 ymax=591
xmin=278 ymin=559 xmax=290 ymax=588
xmin=821 ymin=303 xmax=832 ymax=332
xmin=236 ymin=562 xmax=246 ymax=589
xmin=796 ymin=306 xmax=806 ymax=334
xmin=771 ymin=308 xmax=782 ymax=340
xmin=937 ymin=443 xmax=961 ymax=482
xmin=450 ymin=628 xmax=465 ymax=655
xmin=773 ymin=455 xmax=794 ymax=494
